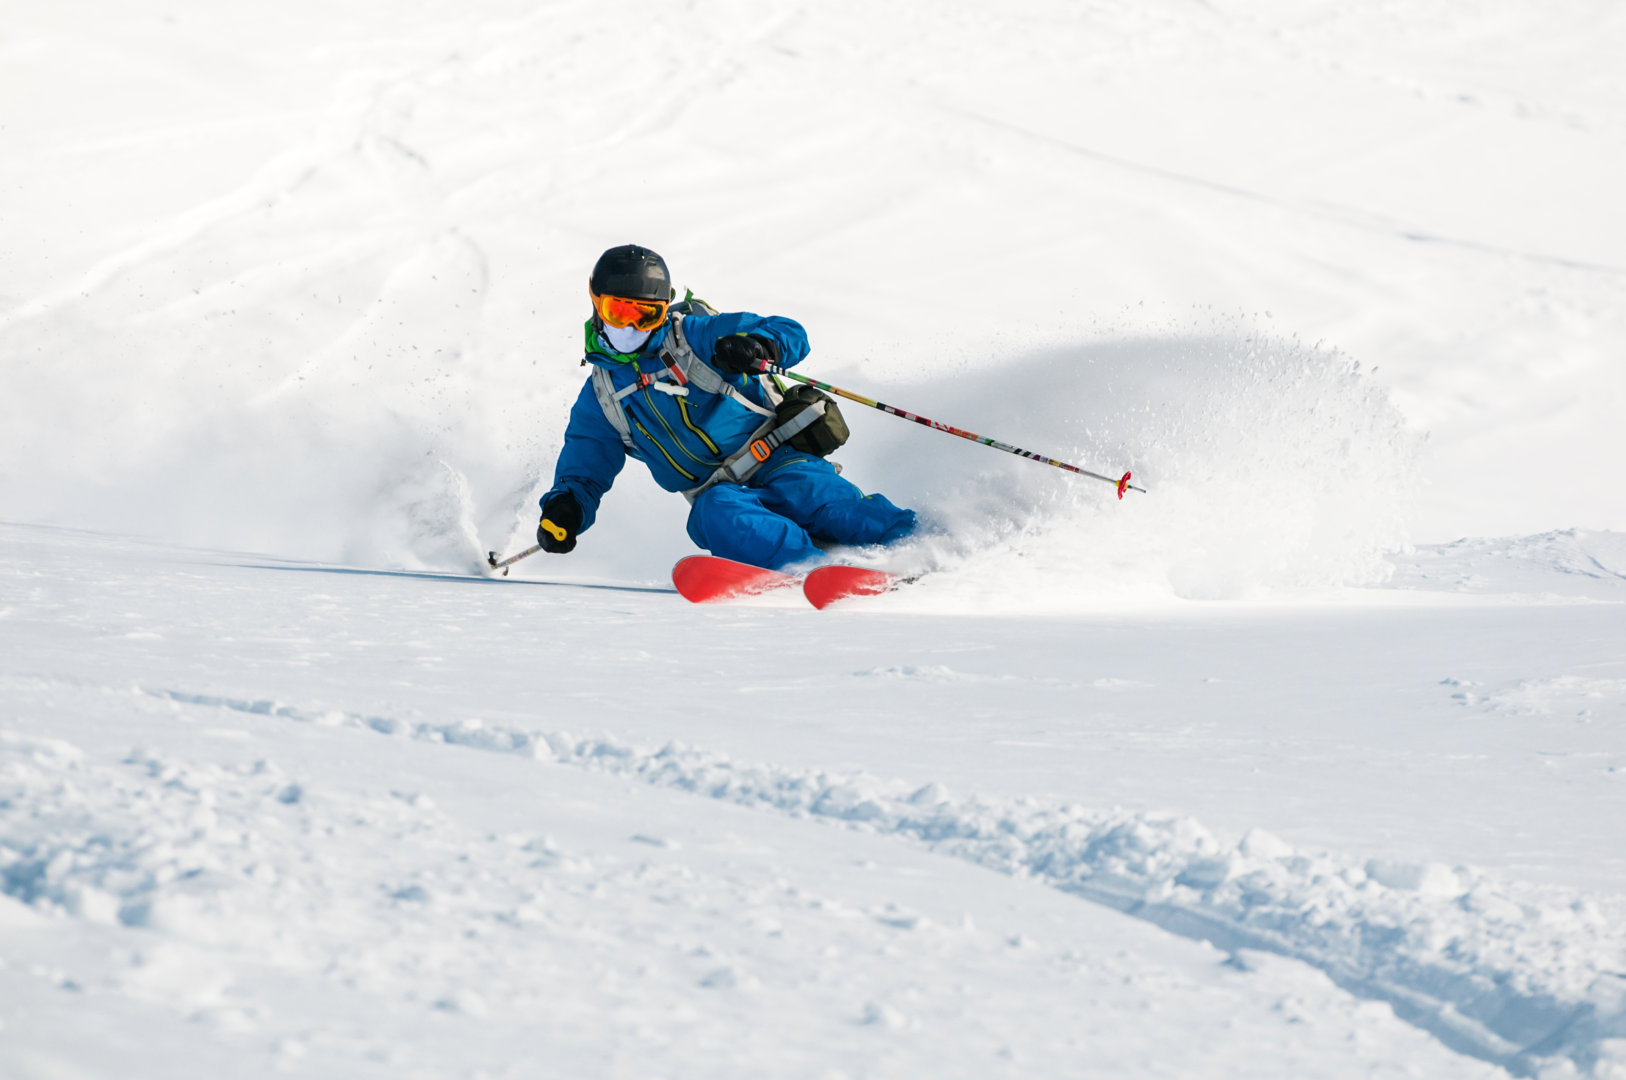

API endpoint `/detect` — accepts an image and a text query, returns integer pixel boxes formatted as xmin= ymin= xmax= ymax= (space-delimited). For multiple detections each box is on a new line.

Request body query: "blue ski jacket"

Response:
xmin=544 ymin=311 xmax=811 ymax=533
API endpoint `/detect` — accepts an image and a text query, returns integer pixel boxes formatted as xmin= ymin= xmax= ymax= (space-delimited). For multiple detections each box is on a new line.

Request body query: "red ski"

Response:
xmin=802 ymin=565 xmax=902 ymax=609
xmin=672 ymin=555 xmax=798 ymax=603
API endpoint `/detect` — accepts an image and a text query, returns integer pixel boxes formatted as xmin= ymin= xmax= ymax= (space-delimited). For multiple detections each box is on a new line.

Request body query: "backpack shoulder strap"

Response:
xmin=662 ymin=315 xmax=774 ymax=418
xmin=590 ymin=366 xmax=636 ymax=452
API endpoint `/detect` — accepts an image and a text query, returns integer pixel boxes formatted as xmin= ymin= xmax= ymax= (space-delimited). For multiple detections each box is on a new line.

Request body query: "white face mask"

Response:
xmin=600 ymin=321 xmax=652 ymax=355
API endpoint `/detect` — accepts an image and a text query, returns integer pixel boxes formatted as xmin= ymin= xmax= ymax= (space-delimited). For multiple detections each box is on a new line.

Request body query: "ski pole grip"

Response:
xmin=540 ymin=518 xmax=567 ymax=542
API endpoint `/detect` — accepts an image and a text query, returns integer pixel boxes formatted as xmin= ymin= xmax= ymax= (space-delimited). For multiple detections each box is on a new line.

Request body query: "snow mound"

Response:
xmin=1389 ymin=529 xmax=1626 ymax=599
xmin=844 ymin=322 xmax=1418 ymax=607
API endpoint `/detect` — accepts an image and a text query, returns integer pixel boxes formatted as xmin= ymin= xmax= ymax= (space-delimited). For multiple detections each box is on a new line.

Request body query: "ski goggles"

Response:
xmin=591 ymin=291 xmax=669 ymax=332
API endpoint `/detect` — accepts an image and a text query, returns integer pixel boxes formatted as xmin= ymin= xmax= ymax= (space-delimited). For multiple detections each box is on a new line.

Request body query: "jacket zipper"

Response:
xmin=639 ymin=386 xmax=721 ymax=468
xmin=630 ymin=418 xmax=698 ymax=481
xmin=675 ymin=395 xmax=722 ymax=456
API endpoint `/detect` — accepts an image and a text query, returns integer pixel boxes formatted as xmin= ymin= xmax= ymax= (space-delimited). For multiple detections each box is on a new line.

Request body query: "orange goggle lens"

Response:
xmin=592 ymin=292 xmax=669 ymax=331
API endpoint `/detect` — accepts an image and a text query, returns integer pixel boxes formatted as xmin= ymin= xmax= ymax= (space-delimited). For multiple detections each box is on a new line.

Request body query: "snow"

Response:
xmin=4 ymin=1 xmax=1626 ymax=1077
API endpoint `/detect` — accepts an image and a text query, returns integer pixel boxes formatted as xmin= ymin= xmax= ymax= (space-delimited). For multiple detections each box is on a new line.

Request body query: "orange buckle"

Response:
xmin=749 ymin=439 xmax=772 ymax=462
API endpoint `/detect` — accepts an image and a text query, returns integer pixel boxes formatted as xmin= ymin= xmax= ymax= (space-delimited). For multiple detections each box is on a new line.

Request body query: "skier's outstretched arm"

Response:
xmin=538 ymin=380 xmax=629 ymax=551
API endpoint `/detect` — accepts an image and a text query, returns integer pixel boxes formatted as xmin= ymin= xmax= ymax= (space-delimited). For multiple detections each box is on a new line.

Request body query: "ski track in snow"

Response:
xmin=7 ymin=678 xmax=1621 ymax=1075
xmin=6 ymin=675 xmax=1515 ymax=1080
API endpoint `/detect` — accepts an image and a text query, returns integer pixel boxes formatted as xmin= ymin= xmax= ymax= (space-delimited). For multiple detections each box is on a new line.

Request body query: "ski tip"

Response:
xmin=672 ymin=554 xmax=798 ymax=603
xmin=803 ymin=565 xmax=900 ymax=609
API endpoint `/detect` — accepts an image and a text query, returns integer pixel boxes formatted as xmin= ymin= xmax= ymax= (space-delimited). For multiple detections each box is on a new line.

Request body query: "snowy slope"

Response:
xmin=5 ymin=522 xmax=1624 ymax=1079
xmin=4 ymin=0 xmax=1626 ymax=1077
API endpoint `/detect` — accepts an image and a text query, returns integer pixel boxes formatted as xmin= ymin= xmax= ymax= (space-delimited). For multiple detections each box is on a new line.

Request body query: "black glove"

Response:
xmin=537 ymin=491 xmax=583 ymax=553
xmin=711 ymin=333 xmax=779 ymax=375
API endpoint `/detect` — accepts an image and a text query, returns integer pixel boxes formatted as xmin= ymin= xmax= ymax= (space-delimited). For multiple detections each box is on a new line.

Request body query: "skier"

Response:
xmin=533 ymin=244 xmax=916 ymax=571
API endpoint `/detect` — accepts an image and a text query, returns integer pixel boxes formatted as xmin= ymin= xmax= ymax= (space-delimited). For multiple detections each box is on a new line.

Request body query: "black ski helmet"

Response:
xmin=589 ymin=244 xmax=671 ymax=302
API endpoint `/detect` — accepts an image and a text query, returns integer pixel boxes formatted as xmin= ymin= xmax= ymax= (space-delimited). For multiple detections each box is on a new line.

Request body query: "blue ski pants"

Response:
xmin=685 ymin=455 xmax=916 ymax=570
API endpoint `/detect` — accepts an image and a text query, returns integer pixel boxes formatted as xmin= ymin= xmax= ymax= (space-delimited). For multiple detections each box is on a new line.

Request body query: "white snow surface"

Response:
xmin=4 ymin=1 xmax=1626 ymax=1077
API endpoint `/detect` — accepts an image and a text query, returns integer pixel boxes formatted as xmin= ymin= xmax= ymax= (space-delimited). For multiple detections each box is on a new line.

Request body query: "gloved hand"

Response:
xmin=711 ymin=333 xmax=779 ymax=375
xmin=537 ymin=491 xmax=583 ymax=553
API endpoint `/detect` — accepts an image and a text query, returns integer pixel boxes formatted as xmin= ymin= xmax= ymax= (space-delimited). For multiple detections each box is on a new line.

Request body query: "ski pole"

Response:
xmin=486 ymin=544 xmax=540 ymax=576
xmin=766 ymin=366 xmax=1146 ymax=498
xmin=486 ymin=517 xmax=568 ymax=575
